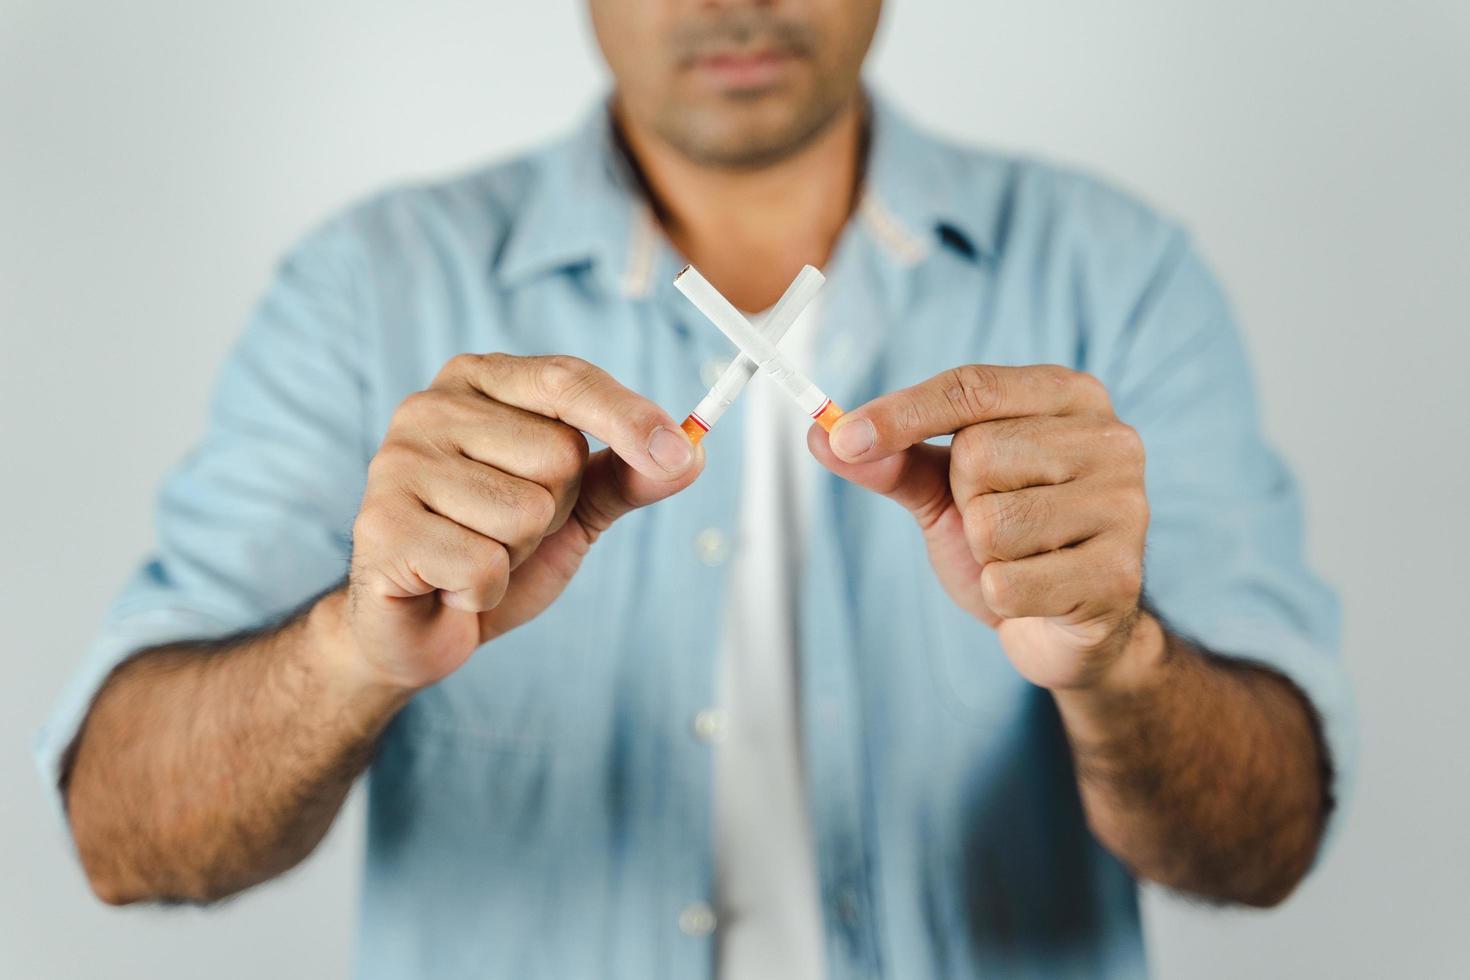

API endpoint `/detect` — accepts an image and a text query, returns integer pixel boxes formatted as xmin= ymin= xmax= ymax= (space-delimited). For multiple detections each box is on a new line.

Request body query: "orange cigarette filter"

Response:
xmin=680 ymin=414 xmax=710 ymax=445
xmin=812 ymin=400 xmax=845 ymax=432
xmin=681 ymin=397 xmax=841 ymax=447
xmin=675 ymin=264 xmax=841 ymax=444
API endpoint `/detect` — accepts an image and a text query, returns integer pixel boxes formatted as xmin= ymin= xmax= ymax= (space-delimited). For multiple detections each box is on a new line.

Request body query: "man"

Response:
xmin=40 ymin=1 xmax=1354 ymax=977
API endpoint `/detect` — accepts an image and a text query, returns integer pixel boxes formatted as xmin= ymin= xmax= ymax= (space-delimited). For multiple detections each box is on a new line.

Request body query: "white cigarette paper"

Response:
xmin=686 ymin=265 xmax=825 ymax=431
xmin=674 ymin=264 xmax=836 ymax=422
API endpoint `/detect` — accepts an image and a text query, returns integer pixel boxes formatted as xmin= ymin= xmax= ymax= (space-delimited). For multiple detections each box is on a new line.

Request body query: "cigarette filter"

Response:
xmin=680 ymin=265 xmax=825 ymax=443
xmin=675 ymin=264 xmax=845 ymax=439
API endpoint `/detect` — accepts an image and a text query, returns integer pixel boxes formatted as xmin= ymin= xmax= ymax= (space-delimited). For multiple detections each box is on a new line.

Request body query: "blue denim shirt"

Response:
xmin=38 ymin=95 xmax=1354 ymax=980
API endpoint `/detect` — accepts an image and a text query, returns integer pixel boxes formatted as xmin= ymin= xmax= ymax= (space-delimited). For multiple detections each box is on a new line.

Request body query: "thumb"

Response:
xmin=807 ymin=424 xmax=952 ymax=530
xmin=572 ymin=442 xmax=705 ymax=540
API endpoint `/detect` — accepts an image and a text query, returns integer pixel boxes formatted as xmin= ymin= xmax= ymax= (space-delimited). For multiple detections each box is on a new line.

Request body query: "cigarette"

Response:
xmin=678 ymin=265 xmax=826 ymax=444
xmin=674 ymin=264 xmax=845 ymax=441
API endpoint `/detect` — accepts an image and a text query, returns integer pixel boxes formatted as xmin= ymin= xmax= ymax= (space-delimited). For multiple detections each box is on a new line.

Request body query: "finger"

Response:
xmin=948 ymin=415 xmax=1093 ymax=498
xmin=437 ymin=353 xmax=695 ymax=481
xmin=572 ymin=443 xmax=705 ymax=540
xmin=807 ymin=423 xmax=952 ymax=530
xmin=979 ymin=536 xmax=1143 ymax=624
xmin=961 ymin=482 xmax=1119 ymax=564
xmin=411 ymin=457 xmax=558 ymax=570
xmin=388 ymin=390 xmax=587 ymax=533
xmin=393 ymin=388 xmax=589 ymax=496
xmin=355 ymin=502 xmax=510 ymax=612
xmin=829 ymin=364 xmax=1112 ymax=463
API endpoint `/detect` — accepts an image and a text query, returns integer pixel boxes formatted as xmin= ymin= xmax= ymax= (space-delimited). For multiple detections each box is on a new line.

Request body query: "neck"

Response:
xmin=614 ymin=94 xmax=866 ymax=311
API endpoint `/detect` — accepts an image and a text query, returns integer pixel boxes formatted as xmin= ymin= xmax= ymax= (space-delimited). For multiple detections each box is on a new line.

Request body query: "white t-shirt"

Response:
xmin=712 ymin=300 xmax=826 ymax=980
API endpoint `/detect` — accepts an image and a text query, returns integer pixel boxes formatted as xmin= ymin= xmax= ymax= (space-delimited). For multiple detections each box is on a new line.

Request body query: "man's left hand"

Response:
xmin=809 ymin=364 xmax=1151 ymax=691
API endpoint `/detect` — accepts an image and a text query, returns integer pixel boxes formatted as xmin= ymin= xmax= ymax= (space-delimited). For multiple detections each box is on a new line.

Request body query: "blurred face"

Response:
xmin=588 ymin=0 xmax=882 ymax=169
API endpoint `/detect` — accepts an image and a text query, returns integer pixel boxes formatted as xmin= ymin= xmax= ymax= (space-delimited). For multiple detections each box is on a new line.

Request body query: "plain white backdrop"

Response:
xmin=3 ymin=2 xmax=1467 ymax=977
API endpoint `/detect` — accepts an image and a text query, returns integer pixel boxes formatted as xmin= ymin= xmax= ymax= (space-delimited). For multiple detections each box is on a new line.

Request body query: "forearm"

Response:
xmin=63 ymin=588 xmax=410 ymax=905
xmin=1054 ymin=612 xmax=1332 ymax=907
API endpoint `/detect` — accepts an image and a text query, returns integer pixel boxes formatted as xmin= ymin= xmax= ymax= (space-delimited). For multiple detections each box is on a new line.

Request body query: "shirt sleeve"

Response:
xmin=33 ymin=216 xmax=373 ymax=816
xmin=1094 ymin=226 xmax=1357 ymax=861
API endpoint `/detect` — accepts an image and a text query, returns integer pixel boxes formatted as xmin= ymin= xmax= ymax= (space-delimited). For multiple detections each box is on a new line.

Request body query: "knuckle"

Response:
xmin=962 ymin=497 xmax=999 ymax=556
xmin=1089 ymin=421 xmax=1145 ymax=474
xmin=1114 ymin=422 xmax=1146 ymax=463
xmin=431 ymin=352 xmax=496 ymax=391
xmin=459 ymin=571 xmax=508 ymax=610
xmin=1102 ymin=486 xmax=1138 ymax=526
xmin=392 ymin=389 xmax=429 ymax=421
xmin=536 ymin=355 xmax=599 ymax=402
xmin=946 ymin=364 xmax=1004 ymax=419
xmin=1072 ymin=369 xmax=1111 ymax=404
xmin=471 ymin=351 xmax=519 ymax=385
xmin=351 ymin=502 xmax=401 ymax=550
xmin=893 ymin=396 xmax=926 ymax=436
xmin=981 ymin=562 xmax=1016 ymax=613
xmin=519 ymin=483 xmax=558 ymax=533
xmin=1111 ymin=552 xmax=1144 ymax=599
xmin=1105 ymin=481 xmax=1148 ymax=528
xmin=471 ymin=544 xmax=510 ymax=590
xmin=1041 ymin=363 xmax=1077 ymax=387
xmin=367 ymin=439 xmax=423 ymax=481
xmin=950 ymin=425 xmax=989 ymax=467
xmin=392 ymin=389 xmax=448 ymax=429
xmin=441 ymin=352 xmax=483 ymax=379
xmin=543 ymin=425 xmax=591 ymax=479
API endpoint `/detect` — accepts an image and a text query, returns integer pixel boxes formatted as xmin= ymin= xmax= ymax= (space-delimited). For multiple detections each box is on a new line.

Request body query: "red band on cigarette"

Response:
xmin=812 ymin=400 xmax=845 ymax=432
xmin=680 ymin=414 xmax=709 ymax=445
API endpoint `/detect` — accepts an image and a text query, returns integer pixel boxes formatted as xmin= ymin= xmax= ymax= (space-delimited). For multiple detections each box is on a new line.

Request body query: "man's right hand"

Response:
xmin=340 ymin=353 xmax=702 ymax=691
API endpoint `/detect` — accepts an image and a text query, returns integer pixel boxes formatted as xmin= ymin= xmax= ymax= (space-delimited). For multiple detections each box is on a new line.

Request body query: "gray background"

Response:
xmin=2 ymin=1 xmax=1466 ymax=977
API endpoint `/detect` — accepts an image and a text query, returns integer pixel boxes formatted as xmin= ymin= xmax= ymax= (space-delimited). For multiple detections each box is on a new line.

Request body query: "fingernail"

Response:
xmin=648 ymin=425 xmax=694 ymax=473
xmin=830 ymin=417 xmax=876 ymax=460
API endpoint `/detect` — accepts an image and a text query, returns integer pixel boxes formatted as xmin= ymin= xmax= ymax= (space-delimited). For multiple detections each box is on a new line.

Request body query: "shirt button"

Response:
xmin=700 ymin=357 xmax=733 ymax=388
xmin=690 ymin=708 xmax=725 ymax=744
xmin=694 ymin=527 xmax=730 ymax=566
xmin=678 ymin=901 xmax=717 ymax=937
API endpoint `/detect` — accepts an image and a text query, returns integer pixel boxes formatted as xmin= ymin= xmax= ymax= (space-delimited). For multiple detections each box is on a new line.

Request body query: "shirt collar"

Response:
xmin=859 ymin=91 xmax=1000 ymax=264
xmin=496 ymin=100 xmax=649 ymax=295
xmin=496 ymin=89 xmax=1002 ymax=295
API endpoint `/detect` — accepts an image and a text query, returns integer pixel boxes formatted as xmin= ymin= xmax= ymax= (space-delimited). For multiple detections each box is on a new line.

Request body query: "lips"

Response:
xmin=690 ymin=48 xmax=798 ymax=90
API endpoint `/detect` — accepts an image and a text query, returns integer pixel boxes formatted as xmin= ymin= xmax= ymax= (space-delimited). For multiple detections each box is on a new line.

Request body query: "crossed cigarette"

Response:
xmin=673 ymin=264 xmax=845 ymax=445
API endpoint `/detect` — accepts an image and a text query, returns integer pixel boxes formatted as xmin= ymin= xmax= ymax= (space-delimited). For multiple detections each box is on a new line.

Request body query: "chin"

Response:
xmin=665 ymin=89 xmax=833 ymax=168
